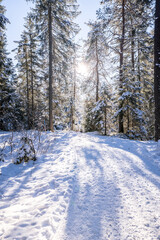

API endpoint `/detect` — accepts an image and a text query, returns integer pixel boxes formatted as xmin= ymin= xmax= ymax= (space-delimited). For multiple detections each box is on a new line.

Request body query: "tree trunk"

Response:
xmin=25 ymin=46 xmax=30 ymax=129
xmin=137 ymin=39 xmax=141 ymax=89
xmin=70 ymin=98 xmax=74 ymax=131
xmin=131 ymin=28 xmax=135 ymax=74
xmin=71 ymin=54 xmax=76 ymax=131
xmin=104 ymin=106 xmax=107 ymax=135
xmin=127 ymin=99 xmax=129 ymax=132
xmin=154 ymin=0 xmax=160 ymax=141
xmin=29 ymin=33 xmax=34 ymax=128
xmin=48 ymin=1 xmax=53 ymax=131
xmin=95 ymin=38 xmax=99 ymax=102
xmin=73 ymin=55 xmax=76 ymax=101
xmin=119 ymin=0 xmax=125 ymax=133
xmin=131 ymin=21 xmax=135 ymax=131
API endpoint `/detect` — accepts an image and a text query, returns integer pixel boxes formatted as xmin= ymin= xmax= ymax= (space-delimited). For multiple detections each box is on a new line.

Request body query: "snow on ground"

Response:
xmin=0 ymin=131 xmax=160 ymax=240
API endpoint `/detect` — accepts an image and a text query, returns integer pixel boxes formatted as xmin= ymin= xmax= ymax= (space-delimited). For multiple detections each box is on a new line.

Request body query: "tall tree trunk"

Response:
xmin=95 ymin=38 xmax=99 ymax=102
xmin=137 ymin=39 xmax=141 ymax=89
xmin=30 ymin=34 xmax=34 ymax=128
xmin=154 ymin=0 xmax=160 ymax=141
xmin=71 ymin=54 xmax=76 ymax=131
xmin=73 ymin=54 xmax=76 ymax=101
xmin=127 ymin=99 xmax=130 ymax=132
xmin=131 ymin=21 xmax=135 ymax=131
xmin=137 ymin=38 xmax=142 ymax=118
xmin=131 ymin=28 xmax=135 ymax=74
xmin=25 ymin=47 xmax=30 ymax=129
xmin=119 ymin=0 xmax=125 ymax=133
xmin=104 ymin=106 xmax=107 ymax=135
xmin=70 ymin=98 xmax=74 ymax=131
xmin=48 ymin=1 xmax=53 ymax=131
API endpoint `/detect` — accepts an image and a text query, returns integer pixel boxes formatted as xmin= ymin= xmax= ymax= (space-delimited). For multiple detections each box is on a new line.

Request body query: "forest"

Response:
xmin=0 ymin=0 xmax=160 ymax=141
xmin=1 ymin=1 xmax=160 ymax=239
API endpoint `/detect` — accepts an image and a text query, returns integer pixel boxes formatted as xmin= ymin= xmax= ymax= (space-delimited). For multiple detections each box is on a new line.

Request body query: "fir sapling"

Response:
xmin=0 ymin=140 xmax=7 ymax=162
xmin=15 ymin=136 xmax=36 ymax=164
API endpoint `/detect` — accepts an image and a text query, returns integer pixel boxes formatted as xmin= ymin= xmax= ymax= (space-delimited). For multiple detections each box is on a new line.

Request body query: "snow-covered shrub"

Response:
xmin=15 ymin=136 xmax=36 ymax=164
xmin=0 ymin=140 xmax=7 ymax=162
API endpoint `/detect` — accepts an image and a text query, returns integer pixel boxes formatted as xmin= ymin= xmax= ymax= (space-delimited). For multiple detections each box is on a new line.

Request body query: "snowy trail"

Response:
xmin=0 ymin=131 xmax=160 ymax=240
xmin=64 ymin=133 xmax=160 ymax=240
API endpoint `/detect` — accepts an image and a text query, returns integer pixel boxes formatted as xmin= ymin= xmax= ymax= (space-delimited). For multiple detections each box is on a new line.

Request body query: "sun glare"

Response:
xmin=77 ymin=62 xmax=89 ymax=76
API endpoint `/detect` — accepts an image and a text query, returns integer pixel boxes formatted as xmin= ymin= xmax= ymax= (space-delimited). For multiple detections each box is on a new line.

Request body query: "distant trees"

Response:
xmin=84 ymin=21 xmax=107 ymax=102
xmin=83 ymin=20 xmax=114 ymax=134
xmin=89 ymin=0 xmax=154 ymax=139
xmin=15 ymin=0 xmax=80 ymax=130
xmin=0 ymin=1 xmax=23 ymax=131
xmin=0 ymin=0 xmax=159 ymax=141
xmin=0 ymin=0 xmax=80 ymax=132
xmin=14 ymin=13 xmax=43 ymax=129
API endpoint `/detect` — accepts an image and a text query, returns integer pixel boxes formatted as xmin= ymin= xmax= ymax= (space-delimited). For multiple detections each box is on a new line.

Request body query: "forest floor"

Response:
xmin=0 ymin=131 xmax=160 ymax=240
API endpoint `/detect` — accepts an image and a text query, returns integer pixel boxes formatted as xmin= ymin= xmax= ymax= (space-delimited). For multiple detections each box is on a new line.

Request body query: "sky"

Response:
xmin=2 ymin=0 xmax=101 ymax=58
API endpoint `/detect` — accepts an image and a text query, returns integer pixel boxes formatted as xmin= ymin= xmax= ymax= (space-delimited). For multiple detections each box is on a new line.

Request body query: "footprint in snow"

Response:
xmin=42 ymin=219 xmax=50 ymax=227
xmin=49 ymin=180 xmax=59 ymax=189
xmin=52 ymin=195 xmax=59 ymax=202
xmin=53 ymin=216 xmax=60 ymax=222
xmin=19 ymin=223 xmax=29 ymax=228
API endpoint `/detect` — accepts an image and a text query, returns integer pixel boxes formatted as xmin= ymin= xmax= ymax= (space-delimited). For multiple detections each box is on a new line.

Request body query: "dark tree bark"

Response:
xmin=25 ymin=46 xmax=30 ymax=129
xmin=29 ymin=33 xmax=34 ymax=128
xmin=137 ymin=39 xmax=141 ymax=88
xmin=131 ymin=27 xmax=135 ymax=74
xmin=154 ymin=0 xmax=160 ymax=141
xmin=71 ymin=54 xmax=76 ymax=131
xmin=119 ymin=0 xmax=125 ymax=133
xmin=131 ymin=22 xmax=135 ymax=131
xmin=70 ymin=98 xmax=74 ymax=131
xmin=48 ymin=1 xmax=53 ymax=131
xmin=104 ymin=106 xmax=107 ymax=135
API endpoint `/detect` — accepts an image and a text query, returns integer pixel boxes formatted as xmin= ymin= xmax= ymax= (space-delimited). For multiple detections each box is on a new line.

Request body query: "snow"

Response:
xmin=0 ymin=131 xmax=160 ymax=240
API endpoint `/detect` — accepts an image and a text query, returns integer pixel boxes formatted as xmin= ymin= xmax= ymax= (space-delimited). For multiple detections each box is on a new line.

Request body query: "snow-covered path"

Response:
xmin=0 ymin=131 xmax=160 ymax=239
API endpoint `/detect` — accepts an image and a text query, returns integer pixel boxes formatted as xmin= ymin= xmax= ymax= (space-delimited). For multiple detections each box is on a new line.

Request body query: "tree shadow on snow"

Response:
xmin=85 ymin=134 xmax=160 ymax=189
xmin=65 ymin=147 xmax=122 ymax=240
xmin=0 ymin=131 xmax=77 ymax=202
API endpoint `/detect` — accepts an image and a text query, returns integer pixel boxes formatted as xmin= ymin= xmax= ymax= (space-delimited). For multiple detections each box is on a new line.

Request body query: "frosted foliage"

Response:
xmin=15 ymin=137 xmax=36 ymax=164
